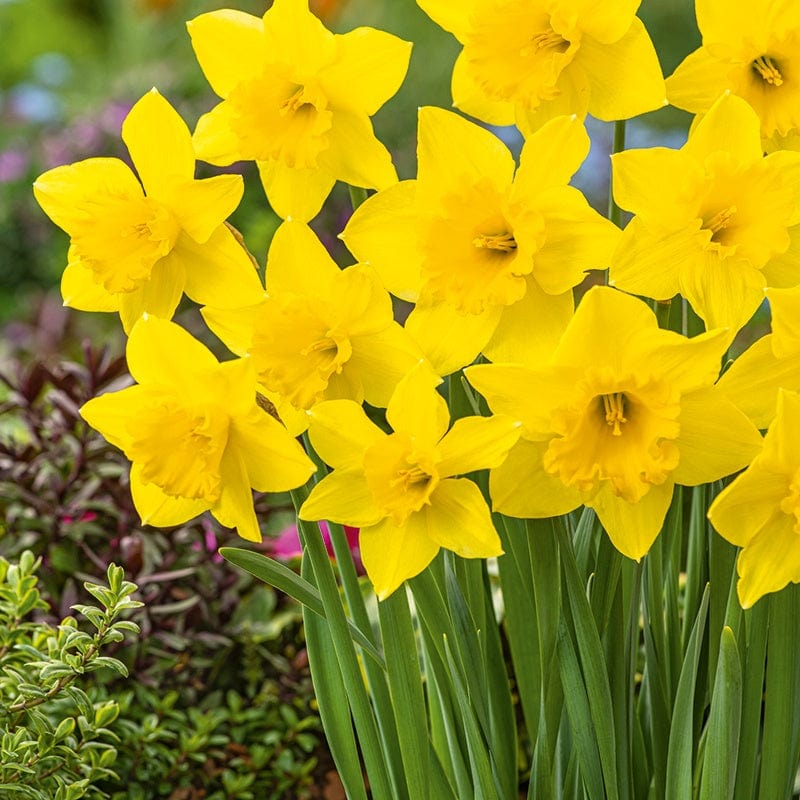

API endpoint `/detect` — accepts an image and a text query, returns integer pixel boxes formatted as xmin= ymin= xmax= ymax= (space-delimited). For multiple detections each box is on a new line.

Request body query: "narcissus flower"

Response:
xmin=202 ymin=222 xmax=424 ymax=433
xmin=33 ymin=89 xmax=262 ymax=333
xmin=299 ymin=365 xmax=521 ymax=599
xmin=708 ymin=390 xmax=800 ymax=608
xmin=416 ymin=0 xmax=665 ymax=133
xmin=667 ymin=0 xmax=800 ymax=149
xmin=342 ymin=108 xmax=619 ymax=374
xmin=466 ymin=287 xmax=762 ymax=560
xmin=81 ymin=316 xmax=315 ymax=542
xmin=188 ymin=1 xmax=411 ymax=221
xmin=609 ymin=93 xmax=800 ymax=334
xmin=718 ymin=285 xmax=800 ymax=428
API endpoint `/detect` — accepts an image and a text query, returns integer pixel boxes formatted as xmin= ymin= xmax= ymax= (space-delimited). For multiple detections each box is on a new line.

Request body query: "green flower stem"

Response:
xmin=607 ymin=119 xmax=627 ymax=229
xmin=348 ymin=185 xmax=369 ymax=211
xmin=290 ymin=484 xmax=393 ymax=800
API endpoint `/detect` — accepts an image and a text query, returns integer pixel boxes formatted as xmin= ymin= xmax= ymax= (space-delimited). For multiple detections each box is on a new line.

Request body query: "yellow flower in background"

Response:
xmin=299 ymin=364 xmax=521 ymax=599
xmin=81 ymin=316 xmax=315 ymax=542
xmin=417 ymin=0 xmax=664 ymax=133
xmin=342 ymin=108 xmax=619 ymax=374
xmin=708 ymin=390 xmax=800 ymax=608
xmin=609 ymin=93 xmax=800 ymax=334
xmin=718 ymin=285 xmax=800 ymax=429
xmin=466 ymin=287 xmax=762 ymax=560
xmin=188 ymin=1 xmax=411 ymax=222
xmin=33 ymin=89 xmax=262 ymax=333
xmin=202 ymin=222 xmax=424 ymax=434
xmin=667 ymin=0 xmax=800 ymax=149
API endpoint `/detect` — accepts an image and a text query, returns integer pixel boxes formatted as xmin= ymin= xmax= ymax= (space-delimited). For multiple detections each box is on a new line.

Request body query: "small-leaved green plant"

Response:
xmin=0 ymin=551 xmax=142 ymax=800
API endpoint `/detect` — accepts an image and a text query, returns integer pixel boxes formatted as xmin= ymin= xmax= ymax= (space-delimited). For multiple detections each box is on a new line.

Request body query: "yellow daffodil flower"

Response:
xmin=299 ymin=364 xmax=521 ymax=599
xmin=609 ymin=93 xmax=800 ymax=334
xmin=667 ymin=0 xmax=800 ymax=149
xmin=708 ymin=389 xmax=800 ymax=608
xmin=417 ymin=0 xmax=665 ymax=133
xmin=341 ymin=108 xmax=620 ymax=374
xmin=465 ymin=286 xmax=762 ymax=560
xmin=33 ymin=89 xmax=262 ymax=333
xmin=202 ymin=221 xmax=424 ymax=434
xmin=80 ymin=316 xmax=315 ymax=541
xmin=718 ymin=285 xmax=800 ymax=429
xmin=188 ymin=1 xmax=411 ymax=221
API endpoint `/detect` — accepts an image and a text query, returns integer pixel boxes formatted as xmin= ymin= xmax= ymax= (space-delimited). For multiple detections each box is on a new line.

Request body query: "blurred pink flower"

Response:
xmin=270 ymin=521 xmax=363 ymax=573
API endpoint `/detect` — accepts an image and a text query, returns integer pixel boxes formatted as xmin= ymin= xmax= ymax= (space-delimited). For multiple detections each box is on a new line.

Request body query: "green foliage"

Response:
xmin=0 ymin=553 xmax=141 ymax=799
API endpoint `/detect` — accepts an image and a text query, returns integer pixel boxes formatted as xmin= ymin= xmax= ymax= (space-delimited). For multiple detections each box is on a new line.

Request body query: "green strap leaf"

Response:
xmin=700 ymin=626 xmax=742 ymax=800
xmin=220 ymin=546 xmax=384 ymax=668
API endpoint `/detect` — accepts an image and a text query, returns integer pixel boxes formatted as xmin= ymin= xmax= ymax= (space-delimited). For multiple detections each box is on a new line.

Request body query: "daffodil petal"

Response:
xmin=405 ymin=300 xmax=501 ymax=376
xmin=666 ymin=47 xmax=732 ymax=113
xmin=735 ymin=512 xmax=800 ymax=608
xmin=33 ymin=158 xmax=143 ymax=233
xmin=173 ymin=227 xmax=263 ymax=309
xmin=80 ymin=385 xmax=146 ymax=452
xmin=532 ymin=188 xmax=621 ymax=293
xmin=590 ymin=482 xmax=674 ymax=560
xmin=451 ymin=49 xmax=516 ymax=126
xmin=386 ymin=363 xmax=449 ymax=445
xmin=130 ymin=463 xmax=209 ymax=527
xmin=308 ymin=399 xmax=385 ymax=470
xmin=299 ymin=468 xmax=384 ymax=527
xmin=187 ymin=9 xmax=265 ymax=98
xmin=415 ymin=0 xmax=476 ymax=40
xmin=321 ymin=27 xmax=411 ymax=116
xmin=201 ymin=301 xmax=264 ymax=357
xmin=361 ymin=517 xmax=440 ymax=600
xmin=438 ymin=415 xmax=520 ymax=477
xmin=193 ymin=102 xmax=243 ymax=165
xmin=482 ymin=281 xmax=572 ymax=367
xmin=261 ymin=0 xmax=335 ymax=73
xmin=768 ymin=287 xmax=800 ymax=357
xmin=340 ymin=179 xmax=422 ymax=302
xmin=118 ymin=254 xmax=186 ymax=333
xmin=609 ymin=218 xmax=689 ymax=300
xmin=417 ymin=106 xmax=515 ymax=193
xmin=165 ymin=175 xmax=244 ymax=244
xmin=708 ymin=465 xmax=786 ymax=548
xmin=489 ymin=439 xmax=582 ymax=518
xmin=717 ymin=335 xmax=800 ymax=429
xmin=678 ymin=251 xmax=765 ymax=332
xmin=513 ymin=115 xmax=590 ymax=195
xmin=422 ymin=478 xmax=502 ymax=557
xmin=125 ymin=314 xmax=218 ymax=388
xmin=683 ymin=93 xmax=763 ymax=166
xmin=673 ymin=387 xmax=763 ymax=485
xmin=61 ymin=256 xmax=120 ymax=312
xmin=580 ymin=18 xmax=666 ymax=121
xmin=212 ymin=448 xmax=261 ymax=542
xmin=320 ymin=109 xmax=397 ymax=191
xmin=229 ymin=411 xmax=315 ymax=493
xmin=266 ymin=220 xmax=339 ymax=296
xmin=257 ymin=159 xmax=336 ymax=222
xmin=122 ymin=89 xmax=195 ymax=200
xmin=348 ymin=325 xmax=424 ymax=408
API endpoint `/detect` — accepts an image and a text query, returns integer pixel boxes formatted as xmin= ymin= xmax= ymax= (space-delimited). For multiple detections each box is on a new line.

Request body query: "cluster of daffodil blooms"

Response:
xmin=32 ymin=0 xmax=800 ymax=797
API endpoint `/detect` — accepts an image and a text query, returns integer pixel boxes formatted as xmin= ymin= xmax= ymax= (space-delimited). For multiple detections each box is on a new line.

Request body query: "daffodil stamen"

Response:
xmin=390 ymin=465 xmax=433 ymax=490
xmin=752 ymin=55 xmax=784 ymax=87
xmin=280 ymin=87 xmax=312 ymax=117
xmin=704 ymin=206 xmax=737 ymax=239
xmin=602 ymin=392 xmax=628 ymax=436
xmin=472 ymin=231 xmax=518 ymax=252
xmin=521 ymin=30 xmax=568 ymax=57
